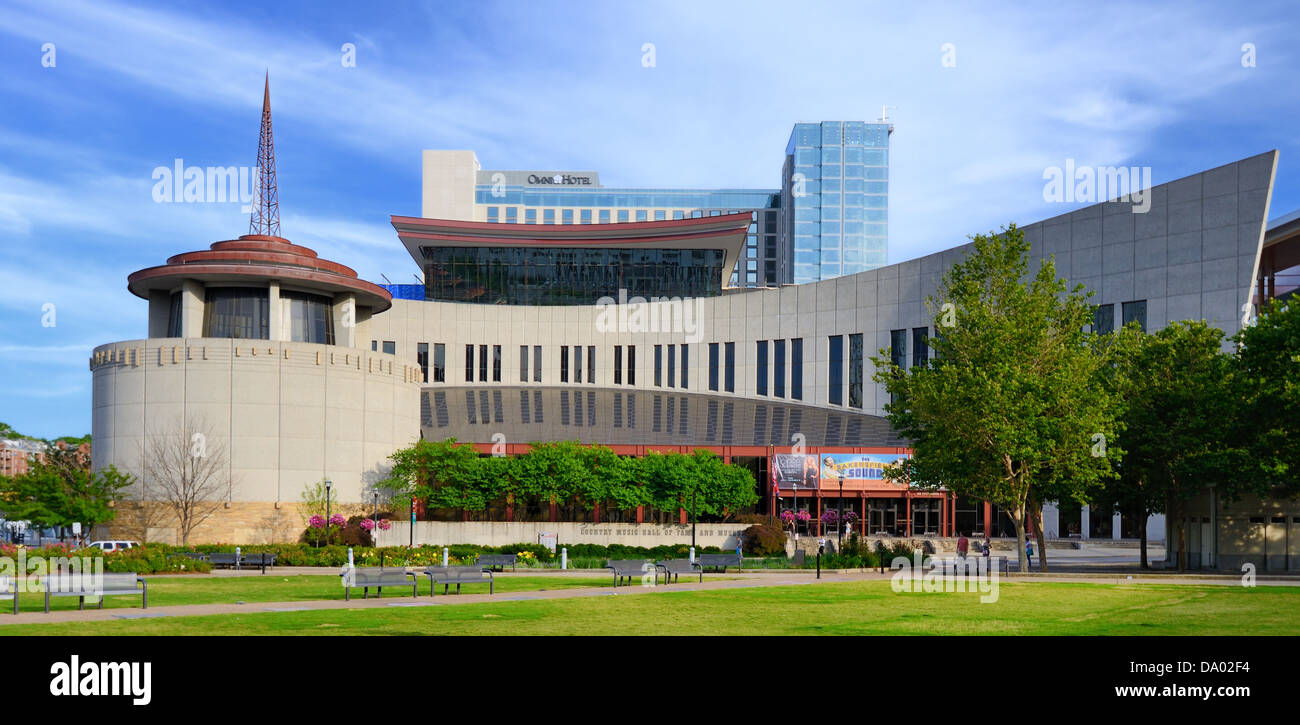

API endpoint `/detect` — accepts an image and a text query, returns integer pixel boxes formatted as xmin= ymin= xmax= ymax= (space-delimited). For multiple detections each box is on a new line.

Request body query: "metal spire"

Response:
xmin=248 ymin=72 xmax=280 ymax=236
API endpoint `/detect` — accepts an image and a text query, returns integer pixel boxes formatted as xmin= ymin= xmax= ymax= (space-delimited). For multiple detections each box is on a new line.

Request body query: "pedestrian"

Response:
xmin=981 ymin=538 xmax=990 ymax=557
xmin=956 ymin=532 xmax=969 ymax=559
xmin=1025 ymin=537 xmax=1034 ymax=570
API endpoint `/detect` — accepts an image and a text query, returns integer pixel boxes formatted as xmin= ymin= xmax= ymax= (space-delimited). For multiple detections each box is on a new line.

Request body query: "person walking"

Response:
xmin=1025 ymin=537 xmax=1035 ymax=570
xmin=956 ymin=533 xmax=969 ymax=559
xmin=981 ymin=538 xmax=991 ymax=557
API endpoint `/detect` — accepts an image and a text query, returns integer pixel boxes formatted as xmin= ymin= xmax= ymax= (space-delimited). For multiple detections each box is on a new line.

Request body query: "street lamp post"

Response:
xmin=838 ymin=476 xmax=844 ymax=549
xmin=691 ymin=484 xmax=697 ymax=550
xmin=324 ymin=479 xmax=332 ymax=546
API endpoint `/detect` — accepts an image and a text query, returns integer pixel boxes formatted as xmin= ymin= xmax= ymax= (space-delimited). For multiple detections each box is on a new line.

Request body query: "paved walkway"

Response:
xmin=3 ymin=567 xmax=1297 ymax=626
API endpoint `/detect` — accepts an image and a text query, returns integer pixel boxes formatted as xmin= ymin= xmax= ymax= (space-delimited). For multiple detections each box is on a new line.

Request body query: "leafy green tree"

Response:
xmin=0 ymin=455 xmax=133 ymax=537
xmin=1233 ymin=298 xmax=1300 ymax=497
xmin=874 ymin=225 xmax=1120 ymax=572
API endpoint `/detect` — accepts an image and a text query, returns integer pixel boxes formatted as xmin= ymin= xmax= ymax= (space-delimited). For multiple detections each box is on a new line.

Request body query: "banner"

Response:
xmin=772 ymin=454 xmax=819 ymax=490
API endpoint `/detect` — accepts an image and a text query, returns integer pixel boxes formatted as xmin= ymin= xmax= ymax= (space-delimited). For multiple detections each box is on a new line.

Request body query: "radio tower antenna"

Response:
xmin=249 ymin=72 xmax=281 ymax=236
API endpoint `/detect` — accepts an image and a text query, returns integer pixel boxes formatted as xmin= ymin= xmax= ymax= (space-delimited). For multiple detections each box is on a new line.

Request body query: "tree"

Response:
xmin=141 ymin=416 xmax=231 ymax=547
xmin=0 ymin=453 xmax=133 ymax=539
xmin=873 ymin=225 xmax=1120 ymax=573
xmin=1233 ymin=298 xmax=1300 ymax=497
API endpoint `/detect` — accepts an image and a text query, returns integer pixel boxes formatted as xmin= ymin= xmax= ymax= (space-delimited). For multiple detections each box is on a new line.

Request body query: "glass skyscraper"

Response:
xmin=782 ymin=121 xmax=891 ymax=284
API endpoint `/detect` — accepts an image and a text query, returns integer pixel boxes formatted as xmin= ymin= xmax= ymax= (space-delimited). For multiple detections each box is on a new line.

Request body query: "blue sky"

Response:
xmin=0 ymin=0 xmax=1297 ymax=438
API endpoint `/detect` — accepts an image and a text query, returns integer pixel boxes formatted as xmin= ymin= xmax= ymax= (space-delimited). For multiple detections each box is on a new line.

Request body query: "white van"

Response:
xmin=88 ymin=540 xmax=139 ymax=553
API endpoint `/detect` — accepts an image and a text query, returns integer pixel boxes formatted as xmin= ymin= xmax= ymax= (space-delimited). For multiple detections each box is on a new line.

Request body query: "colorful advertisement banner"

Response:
xmin=772 ymin=454 xmax=819 ymax=490
xmin=819 ymin=454 xmax=910 ymax=485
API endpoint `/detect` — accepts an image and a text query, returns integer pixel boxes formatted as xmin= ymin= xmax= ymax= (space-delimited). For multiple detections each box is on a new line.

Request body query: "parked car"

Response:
xmin=88 ymin=540 xmax=139 ymax=553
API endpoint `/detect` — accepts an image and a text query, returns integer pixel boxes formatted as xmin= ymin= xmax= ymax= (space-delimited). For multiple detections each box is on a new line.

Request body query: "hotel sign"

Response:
xmin=479 ymin=170 xmax=601 ymax=187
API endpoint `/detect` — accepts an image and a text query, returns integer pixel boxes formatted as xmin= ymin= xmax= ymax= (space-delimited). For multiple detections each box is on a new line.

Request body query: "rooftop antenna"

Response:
xmin=878 ymin=105 xmax=896 ymax=134
xmin=249 ymin=71 xmax=281 ymax=237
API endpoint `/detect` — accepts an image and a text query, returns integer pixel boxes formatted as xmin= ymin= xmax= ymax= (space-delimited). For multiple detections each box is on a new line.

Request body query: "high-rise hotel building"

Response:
xmin=415 ymin=121 xmax=891 ymax=292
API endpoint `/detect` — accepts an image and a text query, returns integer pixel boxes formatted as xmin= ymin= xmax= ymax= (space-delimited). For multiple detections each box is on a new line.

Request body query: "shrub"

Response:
xmin=741 ymin=523 xmax=787 ymax=556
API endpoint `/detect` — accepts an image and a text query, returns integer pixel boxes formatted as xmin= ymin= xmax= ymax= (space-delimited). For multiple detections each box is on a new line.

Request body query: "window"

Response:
xmin=533 ymin=345 xmax=542 ymax=382
xmin=203 ymin=287 xmax=269 ymax=340
xmin=627 ymin=345 xmax=636 ymax=385
xmin=890 ymin=329 xmax=907 ymax=369
xmin=562 ymin=209 xmax=574 ymax=224
xmin=492 ymin=345 xmax=502 ymax=382
xmin=599 ymin=210 xmax=610 ymax=224
xmin=636 ymin=210 xmax=648 ymax=221
xmin=618 ymin=210 xmax=629 ymax=223
xmin=478 ymin=344 xmax=488 ymax=382
xmin=912 ymin=327 xmax=928 ymax=368
xmin=655 ymin=210 xmax=666 ymax=220
xmin=433 ymin=343 xmax=445 ymax=382
xmin=829 ymin=335 xmax=844 ymax=405
xmin=654 ymin=345 xmax=663 ymax=386
xmin=773 ymin=339 xmax=786 ymax=398
xmin=1093 ymin=304 xmax=1115 ymax=335
xmin=372 ymin=340 xmax=377 ymax=351
xmin=756 ymin=340 xmax=769 ymax=396
xmin=544 ymin=209 xmax=555 ymax=224
xmin=668 ymin=344 xmax=676 ymax=387
xmin=285 ymin=291 xmax=335 ymax=344
xmin=417 ymin=343 xmax=429 ymax=383
xmin=580 ymin=209 xmax=592 ymax=224
xmin=465 ymin=344 xmax=474 ymax=382
xmin=614 ymin=346 xmax=623 ymax=385
xmin=525 ymin=208 xmax=536 ymax=224
xmin=487 ymin=207 xmax=499 ymax=223
xmin=506 ymin=207 xmax=517 ymax=223
xmin=166 ymin=291 xmax=183 ymax=337
xmin=724 ymin=342 xmax=735 ymax=393
xmin=520 ymin=345 xmax=529 ymax=382
xmin=849 ymin=333 xmax=864 ymax=408
xmin=587 ymin=346 xmax=596 ymax=384
xmin=708 ymin=342 xmax=719 ymax=391
xmin=382 ymin=341 xmax=395 ymax=355
xmin=561 ymin=345 xmax=570 ymax=383
xmin=680 ymin=344 xmax=688 ymax=389
xmin=573 ymin=345 xmax=582 ymax=383
xmin=791 ymin=338 xmax=803 ymax=400
xmin=1122 ymin=300 xmax=1147 ymax=332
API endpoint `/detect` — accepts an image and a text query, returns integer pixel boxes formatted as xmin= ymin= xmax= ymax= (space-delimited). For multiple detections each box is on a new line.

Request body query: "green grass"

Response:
xmin=3 ymin=580 xmax=1298 ymax=636
xmin=1 ymin=574 xmax=613 ymax=613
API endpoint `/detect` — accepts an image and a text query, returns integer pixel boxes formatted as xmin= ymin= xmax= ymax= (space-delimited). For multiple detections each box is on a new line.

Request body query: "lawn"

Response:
xmin=0 ymin=573 xmax=613 ymax=614
xmin=2 ymin=580 xmax=1297 ymax=635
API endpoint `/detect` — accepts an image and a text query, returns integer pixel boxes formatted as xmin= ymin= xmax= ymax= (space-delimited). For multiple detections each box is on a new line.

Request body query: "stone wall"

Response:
xmin=100 ymin=500 xmax=373 ymax=545
xmin=375 ymin=521 xmax=748 ymax=549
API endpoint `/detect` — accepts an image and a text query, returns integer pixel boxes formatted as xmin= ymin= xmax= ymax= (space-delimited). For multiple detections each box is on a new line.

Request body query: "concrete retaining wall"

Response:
xmin=375 ymin=521 xmax=748 ymax=549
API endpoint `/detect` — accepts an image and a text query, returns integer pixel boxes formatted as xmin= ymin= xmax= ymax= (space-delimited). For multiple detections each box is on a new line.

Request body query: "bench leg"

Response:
xmin=444 ymin=584 xmax=449 ymax=595
xmin=377 ymin=587 xmax=382 ymax=599
xmin=78 ymin=596 xmax=84 ymax=611
xmin=45 ymin=591 xmax=50 ymax=614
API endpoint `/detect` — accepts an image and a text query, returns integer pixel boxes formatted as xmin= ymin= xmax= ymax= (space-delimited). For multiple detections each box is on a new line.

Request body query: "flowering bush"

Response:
xmin=308 ymin=515 xmax=326 ymax=529
xmin=516 ymin=550 xmax=537 ymax=565
xmin=821 ymin=509 xmax=839 ymax=524
xmin=377 ymin=519 xmax=392 ymax=531
xmin=843 ymin=510 xmax=859 ymax=524
xmin=796 ymin=510 xmax=811 ymax=523
xmin=359 ymin=519 xmax=376 ymax=532
xmin=328 ymin=514 xmax=346 ymax=526
xmin=780 ymin=510 xmax=795 ymax=526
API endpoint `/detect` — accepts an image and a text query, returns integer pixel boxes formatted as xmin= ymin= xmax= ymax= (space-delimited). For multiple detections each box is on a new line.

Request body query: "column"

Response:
xmin=1112 ymin=510 xmax=1122 ymax=540
xmin=983 ymin=501 xmax=992 ymax=538
xmin=636 ymin=505 xmax=644 ymax=524
xmin=905 ymin=495 xmax=912 ymax=537
xmin=815 ymin=495 xmax=822 ymax=536
xmin=181 ymin=279 xmax=204 ymax=337
xmin=860 ymin=495 xmax=867 ymax=537
xmin=333 ymin=292 xmax=357 ymax=348
xmin=1081 ymin=505 xmax=1091 ymax=540
xmin=593 ymin=502 xmax=601 ymax=524
xmin=268 ymin=281 xmax=283 ymax=341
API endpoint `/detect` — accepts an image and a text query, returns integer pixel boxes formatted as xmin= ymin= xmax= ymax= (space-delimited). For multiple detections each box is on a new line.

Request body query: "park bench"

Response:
xmin=1 ymin=576 xmax=16 ymax=615
xmin=44 ymin=572 xmax=147 ymax=612
xmin=340 ymin=567 xmax=417 ymax=601
xmin=424 ymin=566 xmax=494 ymax=595
xmin=697 ymin=553 xmax=743 ymax=573
xmin=477 ymin=554 xmax=517 ymax=572
xmin=606 ymin=559 xmax=655 ymax=587
xmin=656 ymin=559 xmax=702 ymax=584
xmin=206 ymin=552 xmax=277 ymax=573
